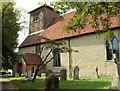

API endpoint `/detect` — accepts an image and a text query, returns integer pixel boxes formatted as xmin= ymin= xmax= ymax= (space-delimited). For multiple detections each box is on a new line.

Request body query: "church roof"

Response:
xmin=20 ymin=11 xmax=120 ymax=48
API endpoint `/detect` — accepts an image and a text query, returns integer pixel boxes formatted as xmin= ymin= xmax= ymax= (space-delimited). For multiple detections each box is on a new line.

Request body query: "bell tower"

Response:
xmin=29 ymin=5 xmax=60 ymax=33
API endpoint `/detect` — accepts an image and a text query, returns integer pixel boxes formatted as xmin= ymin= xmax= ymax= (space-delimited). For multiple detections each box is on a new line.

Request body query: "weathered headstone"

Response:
xmin=45 ymin=74 xmax=59 ymax=91
xmin=26 ymin=70 xmax=32 ymax=78
xmin=28 ymin=70 xmax=32 ymax=78
xmin=73 ymin=66 xmax=80 ymax=80
xmin=60 ymin=69 xmax=67 ymax=80
xmin=15 ymin=73 xmax=19 ymax=77
xmin=46 ymin=69 xmax=53 ymax=77
xmin=41 ymin=73 xmax=46 ymax=77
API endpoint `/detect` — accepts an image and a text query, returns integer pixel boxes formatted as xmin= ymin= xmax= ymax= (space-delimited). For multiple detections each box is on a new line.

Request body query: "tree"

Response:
xmin=2 ymin=2 xmax=21 ymax=69
xmin=32 ymin=38 xmax=77 ymax=82
xmin=51 ymin=2 xmax=120 ymax=78
xmin=51 ymin=2 xmax=119 ymax=37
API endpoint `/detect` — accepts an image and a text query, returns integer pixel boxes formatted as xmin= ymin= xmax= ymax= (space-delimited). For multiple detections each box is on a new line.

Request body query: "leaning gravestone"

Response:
xmin=60 ymin=69 xmax=67 ymax=80
xmin=73 ymin=66 xmax=80 ymax=80
xmin=45 ymin=74 xmax=59 ymax=91
xmin=46 ymin=69 xmax=53 ymax=77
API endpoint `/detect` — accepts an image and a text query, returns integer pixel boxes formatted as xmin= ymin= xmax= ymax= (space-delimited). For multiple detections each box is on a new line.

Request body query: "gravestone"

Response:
xmin=73 ymin=66 xmax=80 ymax=80
xmin=15 ymin=73 xmax=19 ymax=77
xmin=45 ymin=74 xmax=59 ymax=91
xmin=28 ymin=70 xmax=32 ymax=78
xmin=41 ymin=73 xmax=46 ymax=77
xmin=26 ymin=70 xmax=32 ymax=78
xmin=60 ymin=69 xmax=67 ymax=80
xmin=46 ymin=69 xmax=53 ymax=77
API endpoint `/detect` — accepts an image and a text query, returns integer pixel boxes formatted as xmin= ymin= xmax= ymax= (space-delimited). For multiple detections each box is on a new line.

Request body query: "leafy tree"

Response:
xmin=51 ymin=2 xmax=120 ymax=37
xmin=2 ymin=2 xmax=21 ymax=69
xmin=32 ymin=38 xmax=77 ymax=82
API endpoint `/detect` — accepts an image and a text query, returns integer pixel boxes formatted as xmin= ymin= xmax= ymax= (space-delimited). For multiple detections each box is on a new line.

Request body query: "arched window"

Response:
xmin=106 ymin=40 xmax=113 ymax=60
xmin=53 ymin=47 xmax=61 ymax=67
xmin=112 ymin=36 xmax=119 ymax=53
xmin=106 ymin=36 xmax=119 ymax=60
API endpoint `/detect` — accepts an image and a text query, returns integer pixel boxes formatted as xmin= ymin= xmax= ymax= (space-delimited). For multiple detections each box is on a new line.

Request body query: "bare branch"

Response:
xmin=38 ymin=56 xmax=55 ymax=72
xmin=39 ymin=44 xmax=47 ymax=55
xmin=43 ymin=49 xmax=53 ymax=62
xmin=37 ymin=50 xmax=58 ymax=72
xmin=44 ymin=56 xmax=55 ymax=65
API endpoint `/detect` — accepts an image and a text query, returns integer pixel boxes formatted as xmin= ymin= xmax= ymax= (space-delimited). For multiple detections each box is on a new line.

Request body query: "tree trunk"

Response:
xmin=32 ymin=65 xmax=40 ymax=82
xmin=32 ymin=69 xmax=38 ymax=82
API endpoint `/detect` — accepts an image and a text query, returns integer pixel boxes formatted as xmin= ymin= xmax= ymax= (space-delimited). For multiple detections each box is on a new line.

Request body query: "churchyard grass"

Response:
xmin=8 ymin=77 xmax=112 ymax=90
xmin=8 ymin=77 xmax=45 ymax=89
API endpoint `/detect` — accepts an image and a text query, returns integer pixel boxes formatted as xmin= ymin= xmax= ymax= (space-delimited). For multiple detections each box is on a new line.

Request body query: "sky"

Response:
xmin=14 ymin=0 xmax=50 ymax=46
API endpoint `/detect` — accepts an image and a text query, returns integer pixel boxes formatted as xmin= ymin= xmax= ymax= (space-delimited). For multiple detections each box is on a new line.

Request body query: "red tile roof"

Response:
xmin=20 ymin=12 xmax=120 ymax=48
xmin=20 ymin=34 xmax=43 ymax=47
xmin=23 ymin=53 xmax=42 ymax=65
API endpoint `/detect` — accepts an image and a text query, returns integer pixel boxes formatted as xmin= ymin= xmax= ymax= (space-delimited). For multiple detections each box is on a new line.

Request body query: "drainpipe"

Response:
xmin=68 ymin=39 xmax=72 ymax=78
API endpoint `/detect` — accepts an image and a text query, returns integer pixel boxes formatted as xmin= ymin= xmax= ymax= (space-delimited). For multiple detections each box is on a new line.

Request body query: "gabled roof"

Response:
xmin=20 ymin=34 xmax=42 ymax=47
xmin=29 ymin=4 xmax=60 ymax=14
xmin=20 ymin=11 xmax=120 ymax=48
xmin=23 ymin=53 xmax=42 ymax=65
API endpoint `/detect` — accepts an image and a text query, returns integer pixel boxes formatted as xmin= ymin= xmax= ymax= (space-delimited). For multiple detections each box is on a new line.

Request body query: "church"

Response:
xmin=13 ymin=5 xmax=120 ymax=78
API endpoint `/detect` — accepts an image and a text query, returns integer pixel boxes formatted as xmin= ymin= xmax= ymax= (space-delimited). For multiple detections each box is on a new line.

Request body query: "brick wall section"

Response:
xmin=22 ymin=61 xmax=26 ymax=75
xmin=13 ymin=63 xmax=18 ymax=76
xmin=25 ymin=65 xmax=45 ymax=75
xmin=13 ymin=61 xmax=45 ymax=76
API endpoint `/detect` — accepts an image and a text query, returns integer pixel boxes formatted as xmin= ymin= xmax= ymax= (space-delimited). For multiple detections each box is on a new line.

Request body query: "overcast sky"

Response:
xmin=14 ymin=0 xmax=50 ymax=46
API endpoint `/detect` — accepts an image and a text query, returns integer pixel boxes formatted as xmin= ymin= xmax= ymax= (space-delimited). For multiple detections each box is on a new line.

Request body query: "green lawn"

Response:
xmin=8 ymin=77 xmax=112 ymax=90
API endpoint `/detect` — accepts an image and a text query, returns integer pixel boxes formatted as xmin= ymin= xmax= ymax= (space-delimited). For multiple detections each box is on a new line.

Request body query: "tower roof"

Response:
xmin=28 ymin=4 xmax=60 ymax=14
